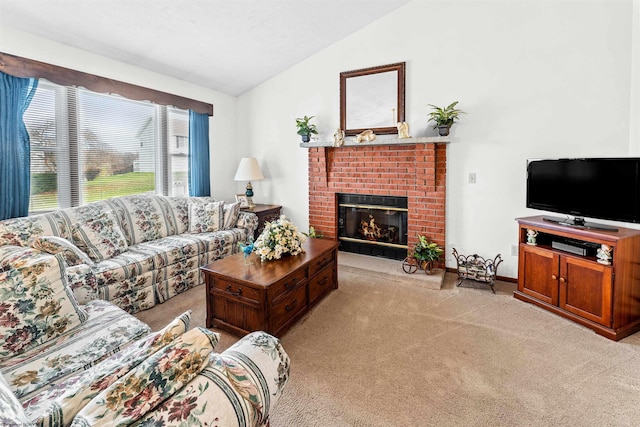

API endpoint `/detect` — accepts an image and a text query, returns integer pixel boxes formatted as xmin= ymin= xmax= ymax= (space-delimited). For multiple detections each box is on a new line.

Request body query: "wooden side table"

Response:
xmin=241 ymin=204 xmax=282 ymax=239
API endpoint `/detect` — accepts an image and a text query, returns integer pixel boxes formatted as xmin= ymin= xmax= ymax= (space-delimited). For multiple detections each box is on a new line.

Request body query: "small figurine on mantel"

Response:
xmin=356 ymin=129 xmax=376 ymax=143
xmin=397 ymin=122 xmax=411 ymax=139
xmin=526 ymin=229 xmax=538 ymax=245
xmin=333 ymin=128 xmax=345 ymax=147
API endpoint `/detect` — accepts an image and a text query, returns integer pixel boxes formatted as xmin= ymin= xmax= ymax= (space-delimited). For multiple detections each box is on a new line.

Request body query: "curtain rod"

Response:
xmin=0 ymin=52 xmax=214 ymax=116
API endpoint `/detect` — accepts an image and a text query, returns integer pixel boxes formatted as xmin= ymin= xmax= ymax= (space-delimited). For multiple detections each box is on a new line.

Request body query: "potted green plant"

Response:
xmin=412 ymin=234 xmax=444 ymax=274
xmin=305 ymin=226 xmax=324 ymax=238
xmin=427 ymin=101 xmax=464 ymax=136
xmin=295 ymin=115 xmax=319 ymax=143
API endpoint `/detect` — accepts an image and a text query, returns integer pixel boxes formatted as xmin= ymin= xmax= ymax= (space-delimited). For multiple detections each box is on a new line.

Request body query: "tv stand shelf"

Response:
xmin=515 ymin=216 xmax=640 ymax=341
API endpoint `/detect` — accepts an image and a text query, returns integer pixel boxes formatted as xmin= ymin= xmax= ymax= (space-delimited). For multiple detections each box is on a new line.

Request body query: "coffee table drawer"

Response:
xmin=212 ymin=296 xmax=263 ymax=333
xmin=309 ymin=264 xmax=334 ymax=305
xmin=271 ymin=284 xmax=307 ymax=333
xmin=309 ymin=249 xmax=335 ymax=277
xmin=211 ymin=278 xmax=262 ymax=303
xmin=268 ymin=269 xmax=308 ymax=304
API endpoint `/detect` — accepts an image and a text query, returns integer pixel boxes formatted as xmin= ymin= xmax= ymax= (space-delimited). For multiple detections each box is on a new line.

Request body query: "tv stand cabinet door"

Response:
xmin=559 ymin=257 xmax=613 ymax=327
xmin=519 ymin=245 xmax=559 ymax=306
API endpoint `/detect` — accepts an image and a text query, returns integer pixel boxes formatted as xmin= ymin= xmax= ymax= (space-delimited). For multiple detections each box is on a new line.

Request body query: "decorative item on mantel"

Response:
xmin=427 ymin=101 xmax=465 ymax=136
xmin=526 ymin=228 xmax=538 ymax=245
xmin=596 ymin=244 xmax=613 ymax=265
xmin=397 ymin=122 xmax=411 ymax=139
xmin=356 ymin=129 xmax=376 ymax=143
xmin=295 ymin=115 xmax=319 ymax=143
xmin=333 ymin=128 xmax=345 ymax=147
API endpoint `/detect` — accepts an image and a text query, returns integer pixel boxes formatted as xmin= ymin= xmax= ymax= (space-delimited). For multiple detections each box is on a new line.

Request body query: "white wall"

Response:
xmin=0 ymin=26 xmax=240 ymax=203
xmin=631 ymin=0 xmax=640 ymax=154
xmin=238 ymin=0 xmax=637 ymax=278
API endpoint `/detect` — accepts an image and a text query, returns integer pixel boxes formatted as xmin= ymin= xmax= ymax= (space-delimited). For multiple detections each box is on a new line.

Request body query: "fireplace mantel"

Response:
xmin=299 ymin=135 xmax=449 ymax=148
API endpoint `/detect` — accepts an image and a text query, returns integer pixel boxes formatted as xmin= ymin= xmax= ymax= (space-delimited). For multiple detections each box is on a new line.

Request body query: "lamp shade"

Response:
xmin=234 ymin=157 xmax=264 ymax=181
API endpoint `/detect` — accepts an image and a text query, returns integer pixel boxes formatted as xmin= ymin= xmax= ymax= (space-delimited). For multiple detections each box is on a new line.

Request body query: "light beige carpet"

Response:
xmin=136 ymin=253 xmax=640 ymax=427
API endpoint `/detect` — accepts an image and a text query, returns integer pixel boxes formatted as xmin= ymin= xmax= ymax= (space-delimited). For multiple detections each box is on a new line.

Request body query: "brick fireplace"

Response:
xmin=307 ymin=140 xmax=446 ymax=259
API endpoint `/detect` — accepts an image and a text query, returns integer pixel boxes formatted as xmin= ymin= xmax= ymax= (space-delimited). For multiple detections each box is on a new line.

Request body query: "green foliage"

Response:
xmin=30 ymin=172 xmax=155 ymax=210
xmin=413 ymin=235 xmax=444 ymax=262
xmin=295 ymin=115 xmax=319 ymax=136
xmin=427 ymin=101 xmax=465 ymax=128
xmin=31 ymin=172 xmax=57 ymax=195
xmin=305 ymin=226 xmax=323 ymax=238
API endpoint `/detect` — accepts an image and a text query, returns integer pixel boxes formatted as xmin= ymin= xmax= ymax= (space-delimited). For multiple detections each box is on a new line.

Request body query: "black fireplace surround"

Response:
xmin=337 ymin=193 xmax=408 ymax=260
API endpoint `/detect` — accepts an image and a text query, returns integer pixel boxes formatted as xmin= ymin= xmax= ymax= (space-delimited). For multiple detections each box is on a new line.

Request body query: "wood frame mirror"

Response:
xmin=340 ymin=62 xmax=406 ymax=136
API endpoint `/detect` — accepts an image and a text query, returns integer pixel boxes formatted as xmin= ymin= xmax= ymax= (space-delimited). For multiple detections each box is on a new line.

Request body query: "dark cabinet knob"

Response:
xmin=285 ymin=299 xmax=298 ymax=311
xmin=226 ymin=285 xmax=243 ymax=296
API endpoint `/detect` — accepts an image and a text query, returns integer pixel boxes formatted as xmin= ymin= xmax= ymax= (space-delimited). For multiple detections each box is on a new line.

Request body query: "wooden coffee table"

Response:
xmin=201 ymin=238 xmax=339 ymax=337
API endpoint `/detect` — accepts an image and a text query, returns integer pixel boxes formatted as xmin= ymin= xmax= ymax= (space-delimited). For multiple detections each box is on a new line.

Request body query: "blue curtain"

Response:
xmin=188 ymin=110 xmax=211 ymax=197
xmin=0 ymin=72 xmax=38 ymax=220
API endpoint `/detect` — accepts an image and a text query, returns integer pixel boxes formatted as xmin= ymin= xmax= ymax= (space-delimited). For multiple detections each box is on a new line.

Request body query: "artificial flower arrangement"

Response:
xmin=253 ymin=215 xmax=307 ymax=261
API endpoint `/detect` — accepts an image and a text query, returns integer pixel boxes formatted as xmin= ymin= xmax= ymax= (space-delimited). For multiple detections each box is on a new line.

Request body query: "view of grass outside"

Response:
xmin=30 ymin=172 xmax=155 ymax=212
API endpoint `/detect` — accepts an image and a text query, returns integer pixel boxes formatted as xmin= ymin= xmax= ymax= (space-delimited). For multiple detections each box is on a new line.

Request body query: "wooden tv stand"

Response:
xmin=515 ymin=216 xmax=640 ymax=341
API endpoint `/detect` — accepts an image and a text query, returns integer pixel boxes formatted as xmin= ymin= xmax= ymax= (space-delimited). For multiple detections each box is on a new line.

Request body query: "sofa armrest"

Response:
xmin=133 ymin=331 xmax=289 ymax=426
xmin=237 ymin=211 xmax=259 ymax=240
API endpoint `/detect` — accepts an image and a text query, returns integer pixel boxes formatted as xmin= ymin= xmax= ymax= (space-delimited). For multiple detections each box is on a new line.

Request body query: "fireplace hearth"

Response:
xmin=338 ymin=193 xmax=408 ymax=260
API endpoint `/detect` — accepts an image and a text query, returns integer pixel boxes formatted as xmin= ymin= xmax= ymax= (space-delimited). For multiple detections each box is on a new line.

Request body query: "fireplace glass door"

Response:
xmin=338 ymin=194 xmax=408 ymax=260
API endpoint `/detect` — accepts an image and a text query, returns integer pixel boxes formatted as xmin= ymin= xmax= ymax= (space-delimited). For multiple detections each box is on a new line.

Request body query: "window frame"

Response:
xmin=25 ymin=81 xmax=191 ymax=213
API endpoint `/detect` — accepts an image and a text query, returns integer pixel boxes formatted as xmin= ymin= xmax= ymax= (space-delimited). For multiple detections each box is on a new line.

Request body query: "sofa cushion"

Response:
xmin=134 ymin=331 xmax=289 ymax=427
xmin=23 ymin=311 xmax=192 ymax=427
xmin=71 ymin=210 xmax=129 ymax=262
xmin=0 ymin=246 xmax=89 ymax=361
xmin=0 ymin=211 xmax=70 ymax=247
xmin=223 ymin=201 xmax=241 ymax=230
xmin=0 ymin=299 xmax=150 ymax=400
xmin=0 ymin=372 xmax=31 ymax=426
xmin=29 ymin=235 xmax=95 ymax=266
xmin=155 ymin=196 xmax=216 ymax=236
xmin=108 ymin=194 xmax=173 ymax=245
xmin=189 ymin=200 xmax=224 ymax=233
xmin=73 ymin=327 xmax=220 ymax=426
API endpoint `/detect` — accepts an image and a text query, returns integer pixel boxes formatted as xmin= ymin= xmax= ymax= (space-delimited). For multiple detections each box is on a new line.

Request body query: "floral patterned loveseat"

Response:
xmin=0 ymin=194 xmax=258 ymax=314
xmin=0 ymin=245 xmax=290 ymax=426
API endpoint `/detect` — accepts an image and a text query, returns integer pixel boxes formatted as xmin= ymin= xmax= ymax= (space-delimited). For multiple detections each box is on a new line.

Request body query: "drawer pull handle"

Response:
xmin=284 ymin=281 xmax=295 ymax=290
xmin=226 ymin=285 xmax=243 ymax=296
xmin=285 ymin=299 xmax=298 ymax=312
xmin=318 ymin=277 xmax=329 ymax=286
xmin=559 ymin=277 xmax=566 ymax=283
xmin=551 ymin=274 xmax=557 ymax=280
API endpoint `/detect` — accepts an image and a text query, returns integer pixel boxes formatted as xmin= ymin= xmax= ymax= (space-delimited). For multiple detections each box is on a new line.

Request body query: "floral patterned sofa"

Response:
xmin=0 ymin=245 xmax=290 ymax=426
xmin=0 ymin=194 xmax=258 ymax=313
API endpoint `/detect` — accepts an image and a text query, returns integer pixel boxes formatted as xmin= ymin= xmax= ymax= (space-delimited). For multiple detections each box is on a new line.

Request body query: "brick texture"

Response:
xmin=308 ymin=143 xmax=446 ymax=253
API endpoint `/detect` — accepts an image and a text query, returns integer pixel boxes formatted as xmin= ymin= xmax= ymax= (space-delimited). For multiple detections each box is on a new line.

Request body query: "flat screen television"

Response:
xmin=526 ymin=158 xmax=640 ymax=230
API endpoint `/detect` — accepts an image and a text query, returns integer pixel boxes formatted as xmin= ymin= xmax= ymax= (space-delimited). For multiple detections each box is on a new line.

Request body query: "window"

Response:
xmin=24 ymin=80 xmax=190 ymax=213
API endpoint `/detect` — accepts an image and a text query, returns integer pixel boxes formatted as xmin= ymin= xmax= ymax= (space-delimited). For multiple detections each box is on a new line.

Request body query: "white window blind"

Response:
xmin=24 ymin=80 xmax=190 ymax=213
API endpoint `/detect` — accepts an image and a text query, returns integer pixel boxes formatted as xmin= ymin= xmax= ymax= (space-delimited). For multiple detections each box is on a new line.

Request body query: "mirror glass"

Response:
xmin=340 ymin=62 xmax=405 ymax=136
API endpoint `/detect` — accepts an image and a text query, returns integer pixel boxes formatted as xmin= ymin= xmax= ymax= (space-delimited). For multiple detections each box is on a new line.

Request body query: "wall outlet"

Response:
xmin=468 ymin=172 xmax=476 ymax=184
xmin=511 ymin=244 xmax=519 ymax=256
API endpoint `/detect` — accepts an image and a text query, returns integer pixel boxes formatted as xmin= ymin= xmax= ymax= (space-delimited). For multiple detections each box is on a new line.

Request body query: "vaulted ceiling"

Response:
xmin=0 ymin=0 xmax=409 ymax=96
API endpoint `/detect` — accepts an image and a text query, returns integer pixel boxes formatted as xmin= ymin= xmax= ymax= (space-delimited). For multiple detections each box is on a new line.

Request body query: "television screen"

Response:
xmin=527 ymin=158 xmax=640 ymax=224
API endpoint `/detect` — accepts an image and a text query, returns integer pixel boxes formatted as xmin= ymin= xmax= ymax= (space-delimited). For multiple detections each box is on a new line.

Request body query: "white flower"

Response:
xmin=253 ymin=215 xmax=307 ymax=261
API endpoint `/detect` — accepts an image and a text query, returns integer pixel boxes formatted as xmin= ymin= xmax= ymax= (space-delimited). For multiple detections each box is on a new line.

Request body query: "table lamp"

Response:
xmin=233 ymin=157 xmax=264 ymax=208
